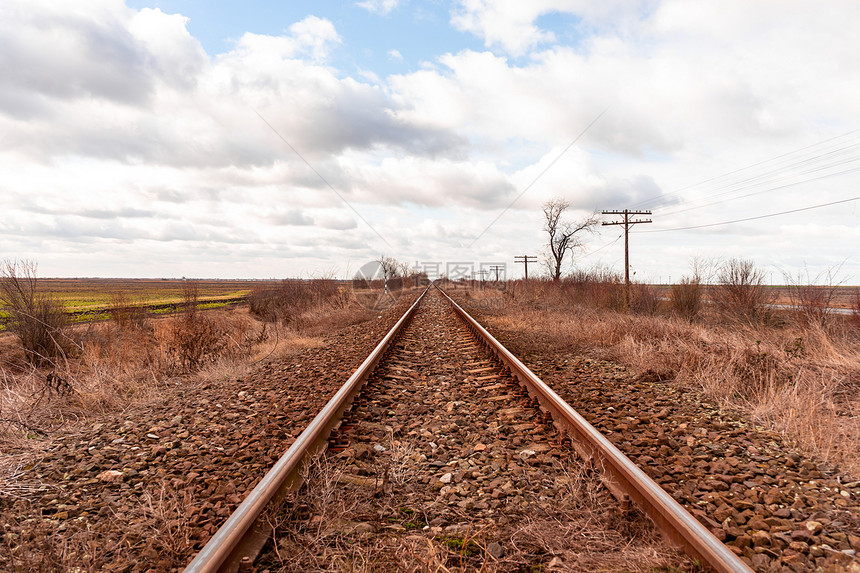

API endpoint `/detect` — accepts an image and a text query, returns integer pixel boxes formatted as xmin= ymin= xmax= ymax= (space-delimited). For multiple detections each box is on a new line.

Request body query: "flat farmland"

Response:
xmin=649 ymin=284 xmax=860 ymax=310
xmin=0 ymin=278 xmax=278 ymax=327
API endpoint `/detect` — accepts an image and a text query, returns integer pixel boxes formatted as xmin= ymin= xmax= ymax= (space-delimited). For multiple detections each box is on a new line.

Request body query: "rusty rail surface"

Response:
xmin=184 ymin=286 xmax=430 ymax=573
xmin=434 ymin=284 xmax=752 ymax=573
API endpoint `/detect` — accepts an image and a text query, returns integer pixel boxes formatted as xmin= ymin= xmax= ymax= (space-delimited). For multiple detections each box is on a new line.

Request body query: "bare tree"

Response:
xmin=376 ymin=256 xmax=399 ymax=278
xmin=542 ymin=198 xmax=601 ymax=280
xmin=397 ymin=261 xmax=414 ymax=287
xmin=375 ymin=256 xmax=412 ymax=298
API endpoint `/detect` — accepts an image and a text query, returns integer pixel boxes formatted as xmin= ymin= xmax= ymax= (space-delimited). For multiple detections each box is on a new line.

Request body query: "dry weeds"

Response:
xmin=262 ymin=454 xmax=692 ymax=572
xmin=0 ymin=282 xmax=372 ymax=455
xmin=491 ymin=281 xmax=860 ymax=477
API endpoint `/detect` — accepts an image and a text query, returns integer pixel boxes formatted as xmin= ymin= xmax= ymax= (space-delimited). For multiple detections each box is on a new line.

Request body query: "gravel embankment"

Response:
xmin=260 ymin=291 xmax=692 ymax=572
xmin=0 ymin=295 xmax=418 ymax=572
xmin=463 ymin=298 xmax=860 ymax=573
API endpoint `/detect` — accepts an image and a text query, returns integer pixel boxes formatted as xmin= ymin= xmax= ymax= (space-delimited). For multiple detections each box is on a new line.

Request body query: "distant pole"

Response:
xmin=601 ymin=209 xmax=652 ymax=308
xmin=514 ymin=255 xmax=538 ymax=281
xmin=472 ymin=270 xmax=488 ymax=289
xmin=489 ymin=265 xmax=505 ymax=282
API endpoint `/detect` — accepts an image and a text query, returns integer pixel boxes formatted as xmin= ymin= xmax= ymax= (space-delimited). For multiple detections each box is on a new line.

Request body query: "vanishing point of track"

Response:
xmin=184 ymin=284 xmax=751 ymax=573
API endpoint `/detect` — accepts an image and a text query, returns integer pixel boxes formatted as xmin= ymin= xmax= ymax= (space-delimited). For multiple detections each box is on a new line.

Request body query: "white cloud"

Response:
xmin=0 ymin=0 xmax=150 ymax=114
xmin=128 ymin=8 xmax=207 ymax=89
xmin=1 ymin=1 xmax=860 ymax=281
xmin=450 ymin=0 xmax=652 ymax=56
xmin=451 ymin=0 xmax=558 ymax=56
xmin=286 ymin=15 xmax=342 ymax=61
xmin=356 ymin=0 xmax=400 ymax=16
xmin=388 ymin=48 xmax=404 ymax=61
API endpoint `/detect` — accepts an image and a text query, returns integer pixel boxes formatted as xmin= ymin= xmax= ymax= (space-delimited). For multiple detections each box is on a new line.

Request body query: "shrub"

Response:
xmin=0 ymin=259 xmax=70 ymax=366
xmin=669 ymin=276 xmax=702 ymax=320
xmin=249 ymin=279 xmax=350 ymax=325
xmin=163 ymin=282 xmax=230 ymax=373
xmin=785 ymin=267 xmax=842 ymax=328
xmin=630 ymin=283 xmax=660 ymax=315
xmin=564 ymin=268 xmax=625 ymax=310
xmin=249 ymin=280 xmax=315 ymax=325
xmin=712 ymin=258 xmax=772 ymax=322
xmin=109 ymin=290 xmax=149 ymax=330
xmin=166 ymin=311 xmax=230 ymax=373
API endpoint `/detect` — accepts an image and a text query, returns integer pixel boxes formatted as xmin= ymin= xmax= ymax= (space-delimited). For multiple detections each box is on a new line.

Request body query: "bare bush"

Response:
xmin=108 ymin=290 xmax=148 ymax=330
xmin=785 ymin=266 xmax=843 ymax=328
xmin=249 ymin=279 xmax=352 ymax=326
xmin=564 ymin=268 xmax=624 ymax=310
xmin=713 ymin=258 xmax=772 ymax=322
xmin=249 ymin=280 xmax=317 ymax=325
xmin=669 ymin=276 xmax=702 ymax=320
xmin=0 ymin=259 xmax=70 ymax=366
xmin=164 ymin=283 xmax=231 ymax=373
xmin=630 ymin=283 xmax=660 ymax=315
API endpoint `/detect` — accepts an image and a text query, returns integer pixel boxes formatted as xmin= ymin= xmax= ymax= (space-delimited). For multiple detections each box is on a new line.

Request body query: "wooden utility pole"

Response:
xmin=472 ymin=270 xmax=488 ymax=289
xmin=601 ymin=209 xmax=652 ymax=308
xmin=488 ymin=265 xmax=505 ymax=282
xmin=514 ymin=255 xmax=538 ymax=281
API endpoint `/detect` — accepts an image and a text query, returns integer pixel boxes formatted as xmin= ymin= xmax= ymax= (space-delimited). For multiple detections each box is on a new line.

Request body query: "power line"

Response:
xmin=580 ymin=231 xmax=624 ymax=258
xmin=629 ymin=129 xmax=860 ymax=212
xmin=468 ymin=108 xmax=608 ymax=247
xmin=658 ymin=163 xmax=860 ymax=217
xmin=254 ymin=110 xmax=392 ymax=248
xmin=639 ymin=195 xmax=860 ymax=233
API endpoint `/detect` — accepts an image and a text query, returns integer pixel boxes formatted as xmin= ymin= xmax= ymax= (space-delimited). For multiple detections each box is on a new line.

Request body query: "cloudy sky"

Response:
xmin=1 ymin=1 xmax=859 ymax=282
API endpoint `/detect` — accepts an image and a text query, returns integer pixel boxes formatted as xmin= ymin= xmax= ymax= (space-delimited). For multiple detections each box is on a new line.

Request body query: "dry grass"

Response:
xmin=263 ymin=454 xmax=691 ymax=572
xmin=506 ymin=463 xmax=693 ymax=572
xmin=495 ymin=281 xmax=860 ymax=477
xmin=0 ymin=280 xmax=372 ymax=449
xmin=249 ymin=279 xmax=352 ymax=326
xmin=260 ymin=452 xmax=695 ymax=573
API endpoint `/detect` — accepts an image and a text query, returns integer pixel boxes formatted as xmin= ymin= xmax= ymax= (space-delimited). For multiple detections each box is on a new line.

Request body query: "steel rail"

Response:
xmin=434 ymin=284 xmax=752 ymax=573
xmin=184 ymin=286 xmax=430 ymax=573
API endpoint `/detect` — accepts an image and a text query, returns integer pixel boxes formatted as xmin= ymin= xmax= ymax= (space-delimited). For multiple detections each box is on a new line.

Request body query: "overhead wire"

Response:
xmin=616 ymin=127 xmax=860 ymax=234
xmin=628 ymin=129 xmax=860 ymax=212
xmin=658 ymin=162 xmax=860 ymax=218
xmin=638 ymin=194 xmax=860 ymax=233
xmin=580 ymin=231 xmax=624 ymax=257
xmin=657 ymin=142 xmax=860 ymax=216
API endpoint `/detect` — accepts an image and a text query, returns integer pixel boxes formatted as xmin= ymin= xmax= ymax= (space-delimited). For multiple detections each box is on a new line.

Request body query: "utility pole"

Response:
xmin=601 ymin=209 xmax=652 ymax=308
xmin=489 ymin=265 xmax=505 ymax=282
xmin=472 ymin=270 xmax=488 ymax=289
xmin=514 ymin=255 xmax=538 ymax=281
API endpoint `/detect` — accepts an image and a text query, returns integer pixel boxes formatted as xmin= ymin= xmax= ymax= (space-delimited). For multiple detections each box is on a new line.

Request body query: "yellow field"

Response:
xmin=34 ymin=278 xmax=266 ymax=311
xmin=0 ymin=278 xmax=283 ymax=328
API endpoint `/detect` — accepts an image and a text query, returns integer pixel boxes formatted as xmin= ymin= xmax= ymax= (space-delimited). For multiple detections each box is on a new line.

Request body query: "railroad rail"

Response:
xmin=184 ymin=283 xmax=752 ymax=573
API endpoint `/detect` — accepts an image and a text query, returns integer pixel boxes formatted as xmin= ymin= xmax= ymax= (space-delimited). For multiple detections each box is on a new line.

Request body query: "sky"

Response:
xmin=1 ymin=0 xmax=859 ymax=282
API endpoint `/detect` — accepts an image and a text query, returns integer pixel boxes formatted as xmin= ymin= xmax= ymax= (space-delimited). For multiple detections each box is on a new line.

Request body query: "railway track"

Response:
xmin=4 ymin=284 xmax=857 ymax=571
xmin=185 ymin=285 xmax=752 ymax=572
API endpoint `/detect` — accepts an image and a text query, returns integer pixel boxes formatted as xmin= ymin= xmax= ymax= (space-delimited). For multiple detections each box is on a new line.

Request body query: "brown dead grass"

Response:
xmin=0 ymin=284 xmax=372 ymax=450
xmin=480 ymin=281 xmax=860 ymax=477
xmin=263 ymin=455 xmax=692 ymax=572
